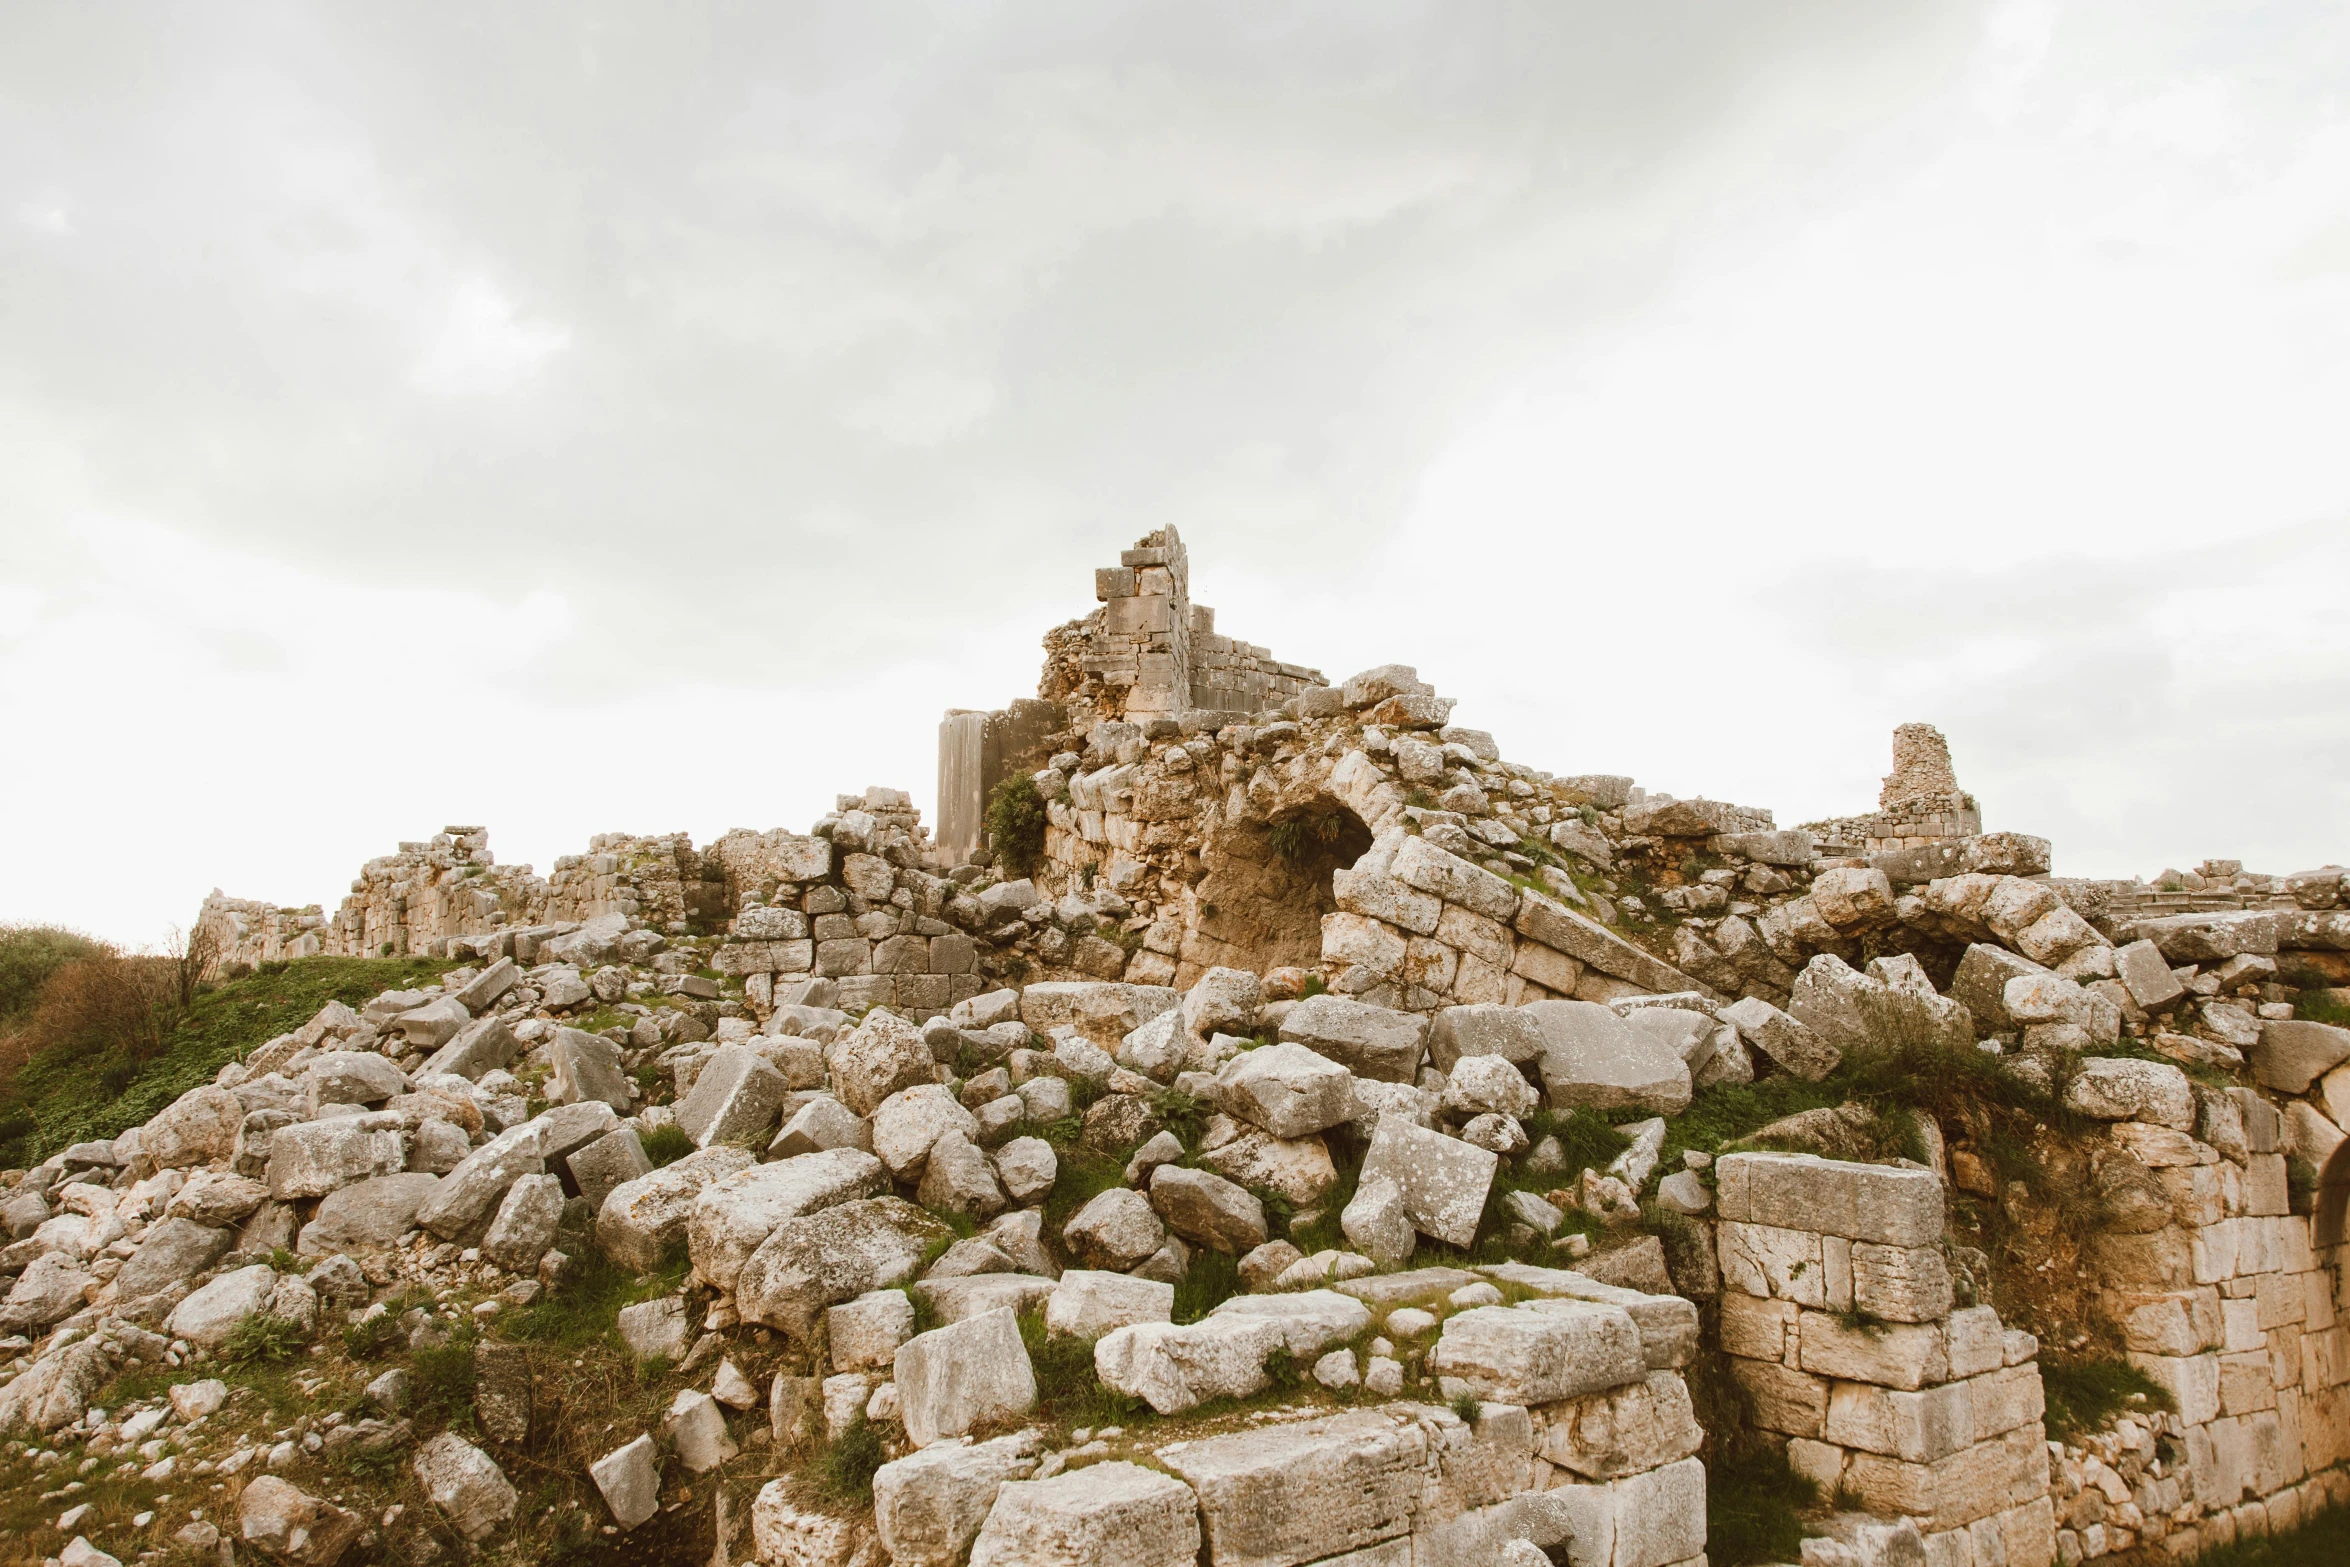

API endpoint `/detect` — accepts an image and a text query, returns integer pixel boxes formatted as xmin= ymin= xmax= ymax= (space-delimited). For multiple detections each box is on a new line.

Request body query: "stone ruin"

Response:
xmin=9 ymin=527 xmax=2349 ymax=1567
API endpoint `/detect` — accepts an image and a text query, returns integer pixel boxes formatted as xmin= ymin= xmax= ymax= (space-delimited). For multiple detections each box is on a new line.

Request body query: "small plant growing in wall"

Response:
xmin=986 ymin=774 xmax=1048 ymax=878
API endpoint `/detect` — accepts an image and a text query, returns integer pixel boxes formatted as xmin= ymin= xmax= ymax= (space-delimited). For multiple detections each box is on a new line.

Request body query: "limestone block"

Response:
xmin=894 ymin=1307 xmax=1037 ymax=1447
xmin=1789 ymin=953 xmax=1973 ymax=1056
xmin=1197 ymin=1126 xmax=1336 ymax=1209
xmin=2114 ymin=940 xmax=2187 ymax=1011
xmin=662 ymin=1387 xmax=737 ymax=1473
xmin=1428 ymin=1004 xmax=1546 ymax=1072
xmin=967 ymin=1461 xmax=1201 ymax=1567
xmin=1094 ymin=1315 xmax=1288 ymax=1414
xmin=2063 ymin=1057 xmax=2195 ymax=1130
xmin=1441 ymin=1054 xmax=1540 ymax=1118
xmin=547 ymin=1030 xmax=632 ymax=1112
xmin=1717 ymin=1222 xmax=1825 ymax=1307
xmin=1063 ymin=1188 xmax=1167 ymax=1270
xmin=417 ymin=1122 xmax=547 ymax=1241
xmin=1215 ymin=1042 xmax=1356 ymax=1139
xmin=168 ymin=1170 xmax=270 ymax=1228
xmin=1948 ymin=944 xmax=2046 ymax=1034
xmin=2243 ymin=1018 xmax=2350 ymax=1097
xmin=1525 ymin=1000 xmax=1692 ymax=1114
xmin=420 ymin=1018 xmax=519 ymax=1081
xmin=685 ymin=1148 xmax=889 ymax=1292
xmin=563 ymin=1126 xmax=652 ymax=1212
xmin=1826 ymin=1378 xmax=1976 ymax=1462
xmin=1205 ymin=1290 xmax=1374 ymax=1357
xmin=1427 ymin=1302 xmax=1644 ymax=1404
xmin=412 ymin=1432 xmax=515 ymax=1543
xmin=1536 ymin=1369 xmax=1705 ymax=1479
xmin=1149 ymin=1164 xmax=1267 ymax=1254
xmin=736 ymin=1196 xmax=950 ymax=1339
xmin=1162 ymin=1408 xmax=1430 ymax=1567
xmin=751 ymin=1482 xmax=875 ymax=1567
xmin=826 ymin=1009 xmax=938 ymax=1116
xmin=616 ymin=1298 xmax=691 ymax=1361
xmin=1393 ymin=835 xmax=1521 ymax=922
xmin=1842 ymin=1436 xmax=2018 ymax=1530
xmin=2130 ymin=1350 xmax=2221 ymax=1426
xmin=1334 ymin=870 xmax=1443 ymax=937
xmin=266 ymin=1119 xmax=406 ymax=1200
xmin=1278 ymin=995 xmax=1429 ymax=1083
xmin=1046 ymin=1269 xmax=1174 ymax=1341
xmin=596 ymin=1146 xmax=757 ymax=1272
xmin=1799 ymin=1311 xmax=1950 ymax=1390
xmin=144 ymin=1086 xmax=248 ymax=1170
xmin=1356 ymin=1118 xmax=1497 ymax=1250
xmin=113 ymin=1217 xmax=230 ymax=1301
xmin=871 ymin=1084 xmax=981 ymax=1178
xmin=296 ymin=1172 xmax=439 ymax=1256
xmin=675 ymin=1045 xmax=789 ymax=1150
xmin=769 ymin=1096 xmax=874 ymax=1160
xmin=1715 ymin=1151 xmax=1944 ymax=1247
xmin=588 ymin=1434 xmax=659 ymax=1532
xmin=873 ymin=1432 xmax=1041 ymax=1567
xmin=1971 ymin=1363 xmax=2047 ymax=1439
xmin=481 ymin=1173 xmax=564 ymax=1271
xmin=1853 ymin=1242 xmax=1956 ymax=1323
xmin=1719 ymin=1293 xmax=1800 ymax=1362
xmin=827 ymin=1289 xmax=916 ymax=1373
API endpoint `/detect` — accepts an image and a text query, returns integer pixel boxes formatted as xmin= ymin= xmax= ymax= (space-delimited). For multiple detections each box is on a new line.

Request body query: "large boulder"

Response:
xmin=1788 ymin=953 xmax=1972 ymax=1056
xmin=482 ymin=1174 xmax=566 ymax=1271
xmin=2249 ymin=1020 xmax=2350 ymax=1094
xmin=967 ymin=1462 xmax=1202 ymax=1567
xmin=1718 ymin=996 xmax=1840 ymax=1081
xmin=1427 ymin=1004 xmax=1546 ymax=1073
xmin=1213 ymin=1042 xmax=1355 ymax=1139
xmin=166 ymin=1263 xmax=278 ymax=1348
xmin=237 ymin=1476 xmax=362 ymax=1567
xmin=676 ymin=1045 xmax=789 ymax=1149
xmin=872 ymin=1085 xmax=982 ymax=1179
xmin=1094 ymin=1315 xmax=1290 ymax=1414
xmin=0 ymin=1253 xmax=97 ymax=1334
xmin=1429 ymin=1302 xmax=1646 ymax=1403
xmin=826 ymin=1010 xmax=938 ymax=1116
xmin=1147 ymin=1165 xmax=1267 ymax=1255
xmin=1044 ymin=1270 xmax=1175 ymax=1341
xmin=1524 ymin=1001 xmax=1691 ymax=1114
xmin=412 ymin=1432 xmax=516 ymax=1543
xmin=1353 ymin=1119 xmax=1496 ymax=1250
xmin=144 ymin=1086 xmax=246 ymax=1170
xmin=114 ymin=1218 xmax=231 ymax=1301
xmin=419 ymin=1017 xmax=520 ymax=1081
xmin=266 ymin=1119 xmax=406 ymax=1200
xmin=2064 ymin=1058 xmax=2195 ymax=1131
xmin=1277 ymin=995 xmax=1428 ymax=1083
xmin=1061 ymin=1189 xmax=1166 ymax=1271
xmin=547 ymin=1030 xmax=633 ymax=1112
xmin=873 ymin=1433 xmax=1042 ymax=1567
xmin=597 ymin=1147 xmax=757 ymax=1272
xmin=298 ymin=1173 xmax=441 ymax=1256
xmin=894 ymin=1307 xmax=1037 ymax=1447
xmin=684 ymin=1149 xmax=889 ymax=1292
xmin=736 ymin=1197 xmax=949 ymax=1338
xmin=302 ymin=1052 xmax=407 ymax=1109
xmin=416 ymin=1122 xmax=547 ymax=1241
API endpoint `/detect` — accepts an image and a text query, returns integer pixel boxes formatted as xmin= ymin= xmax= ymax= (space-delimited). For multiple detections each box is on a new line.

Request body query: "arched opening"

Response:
xmin=1183 ymin=799 xmax=1374 ymax=979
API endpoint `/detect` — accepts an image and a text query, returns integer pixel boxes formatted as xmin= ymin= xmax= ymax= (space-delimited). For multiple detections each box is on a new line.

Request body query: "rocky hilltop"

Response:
xmin=5 ymin=529 xmax=2347 ymax=1567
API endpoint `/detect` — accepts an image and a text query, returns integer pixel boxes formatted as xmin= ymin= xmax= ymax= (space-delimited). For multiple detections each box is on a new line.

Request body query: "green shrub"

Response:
xmin=0 ymin=925 xmax=105 ymax=1025
xmin=410 ymin=1327 xmax=480 ymax=1429
xmin=2180 ymin=1505 xmax=2345 ymax=1567
xmin=2041 ymin=1356 xmax=2175 ymax=1441
xmin=219 ymin=1314 xmax=307 ymax=1366
xmin=1266 ymin=811 xmax=1348 ymax=864
xmin=2297 ymin=988 xmax=2350 ymax=1027
xmin=811 ymin=1416 xmax=887 ymax=1505
xmin=342 ymin=1313 xmax=403 ymax=1360
xmin=1173 ymin=1247 xmax=1240 ymax=1324
xmin=985 ymin=775 xmax=1049 ymax=878
xmin=640 ymin=1123 xmax=694 ymax=1167
xmin=1531 ymin=1108 xmax=1633 ymax=1175
xmin=1706 ymin=1446 xmax=1818 ymax=1566
xmin=1020 ymin=1309 xmax=1142 ymax=1426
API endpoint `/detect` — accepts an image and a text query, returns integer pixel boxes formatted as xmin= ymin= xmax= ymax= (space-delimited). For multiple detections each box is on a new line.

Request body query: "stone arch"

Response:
xmin=1179 ymin=796 xmax=1374 ymax=984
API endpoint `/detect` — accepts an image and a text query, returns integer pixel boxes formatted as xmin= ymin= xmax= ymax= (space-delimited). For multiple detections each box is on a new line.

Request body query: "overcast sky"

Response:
xmin=4 ymin=1 xmax=2347 ymax=947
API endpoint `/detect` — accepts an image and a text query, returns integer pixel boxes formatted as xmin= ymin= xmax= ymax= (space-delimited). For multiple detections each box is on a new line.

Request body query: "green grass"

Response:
xmin=1706 ymin=1446 xmax=1819 ymax=1567
xmin=409 ymin=1324 xmax=481 ymax=1431
xmin=0 ymin=953 xmax=452 ymax=1165
xmin=2040 ymin=1356 xmax=2175 ymax=1441
xmin=1019 ymin=1309 xmax=1143 ymax=1427
xmin=2296 ymin=988 xmax=2350 ymax=1027
xmin=2187 ymin=1507 xmax=2347 ymax=1567
xmin=1528 ymin=1107 xmax=1632 ymax=1174
xmin=1172 ymin=1247 xmax=1240 ymax=1323
xmin=506 ymin=1249 xmax=686 ymax=1350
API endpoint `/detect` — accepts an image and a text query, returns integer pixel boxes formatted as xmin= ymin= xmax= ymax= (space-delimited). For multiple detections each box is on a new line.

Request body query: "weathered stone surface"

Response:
xmin=166 ymin=1263 xmax=278 ymax=1347
xmin=1355 ymin=1119 xmax=1496 ymax=1250
xmin=1799 ymin=1311 xmax=1950 ymax=1390
xmin=547 ymin=1029 xmax=633 ymax=1112
xmin=588 ymin=1434 xmax=659 ymax=1531
xmin=1160 ymin=1408 xmax=1430 ymax=1567
xmin=413 ymin=1432 xmax=516 ymax=1543
xmin=563 ymin=1126 xmax=653 ymax=1212
xmin=828 ymin=1289 xmax=917 ymax=1371
xmin=894 ymin=1307 xmax=1037 ymax=1447
xmin=1719 ymin=995 xmax=1840 ymax=1081
xmin=616 ymin=1296 xmax=693 ymax=1362
xmin=1045 ymin=1269 xmax=1175 ymax=1340
xmin=967 ymin=1461 xmax=1201 ymax=1567
xmin=736 ymin=1196 xmax=949 ymax=1338
xmin=114 ymin=1217 xmax=231 ymax=1300
xmin=2249 ymin=1019 xmax=2350 ymax=1093
xmin=419 ymin=1017 xmax=519 ymax=1081
xmin=0 ymin=1253 xmax=96 ymax=1334
xmin=417 ymin=1122 xmax=547 ymax=1240
xmin=676 ymin=1044 xmax=790 ymax=1149
xmin=481 ymin=1173 xmax=565 ymax=1271
xmin=1427 ymin=1004 xmax=1546 ymax=1072
xmin=1197 ymin=1125 xmax=1336 ymax=1209
xmin=145 ymin=1086 xmax=246 ymax=1170
xmin=1214 ymin=1042 xmax=1355 ymax=1139
xmin=1524 ymin=1000 xmax=1692 ymax=1114
xmin=2063 ymin=1057 xmax=2195 ymax=1130
xmin=873 ymin=1432 xmax=1041 ymax=1567
xmin=165 ymin=1169 xmax=269 ymax=1227
xmin=827 ymin=1009 xmax=939 ymax=1116
xmin=1715 ymin=1151 xmax=1943 ymax=1247
xmin=1062 ymin=1187 xmax=1167 ymax=1270
xmin=1429 ymin=1302 xmax=1645 ymax=1404
xmin=1441 ymin=1053 xmax=1540 ymax=1118
xmin=1515 ymin=890 xmax=1713 ymax=998
xmin=995 ymin=1135 xmax=1058 ymax=1204
xmin=684 ymin=1148 xmax=895 ymax=1294
xmin=873 ymin=1084 xmax=981 ymax=1178
xmin=597 ymin=1146 xmax=757 ymax=1272
xmin=663 ymin=1387 xmax=737 ymax=1472
xmin=1277 ymin=995 xmax=1428 ymax=1083
xmin=237 ymin=1475 xmax=363 ymax=1567
xmin=1537 ymin=1370 xmax=1705 ymax=1479
xmin=752 ymin=1482 xmax=876 ymax=1567
xmin=1094 ymin=1315 xmax=1289 ymax=1414
xmin=917 ymin=1129 xmax=1007 ymax=1219
xmin=266 ymin=1119 xmax=406 ymax=1200
xmin=1341 ymin=1176 xmax=1417 ymax=1267
xmin=1790 ymin=952 xmax=1972 ymax=1056
xmin=1148 ymin=1164 xmax=1267 ymax=1254
xmin=2112 ymin=939 xmax=2186 ymax=1011
xmin=1206 ymin=1290 xmax=1373 ymax=1356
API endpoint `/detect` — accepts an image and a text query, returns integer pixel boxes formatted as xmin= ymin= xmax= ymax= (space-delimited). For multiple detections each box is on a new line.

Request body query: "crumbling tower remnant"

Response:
xmin=1880 ymin=722 xmax=1963 ymax=813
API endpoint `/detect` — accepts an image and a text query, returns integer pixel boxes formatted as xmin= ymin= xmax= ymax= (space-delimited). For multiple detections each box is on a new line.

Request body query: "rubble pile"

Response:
xmin=4 ymin=528 xmax=2346 ymax=1567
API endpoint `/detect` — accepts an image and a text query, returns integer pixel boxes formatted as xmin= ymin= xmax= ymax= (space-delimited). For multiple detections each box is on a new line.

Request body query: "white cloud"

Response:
xmin=414 ymin=277 xmax=571 ymax=396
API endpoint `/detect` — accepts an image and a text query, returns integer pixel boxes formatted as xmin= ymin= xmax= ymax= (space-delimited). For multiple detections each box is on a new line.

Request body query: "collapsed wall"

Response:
xmin=125 ymin=528 xmax=2350 ymax=1566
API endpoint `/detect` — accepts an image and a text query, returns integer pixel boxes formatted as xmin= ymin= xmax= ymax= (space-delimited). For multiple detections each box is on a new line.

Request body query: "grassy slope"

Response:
xmin=0 ymin=954 xmax=451 ymax=1167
